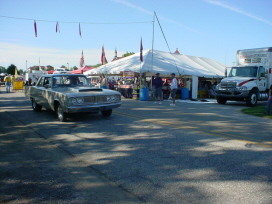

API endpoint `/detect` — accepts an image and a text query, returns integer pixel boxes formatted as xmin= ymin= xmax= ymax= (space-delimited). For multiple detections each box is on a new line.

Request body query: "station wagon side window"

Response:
xmin=37 ymin=77 xmax=45 ymax=87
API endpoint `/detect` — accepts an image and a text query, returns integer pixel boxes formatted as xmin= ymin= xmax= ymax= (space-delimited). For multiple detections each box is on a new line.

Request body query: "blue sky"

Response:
xmin=0 ymin=0 xmax=271 ymax=71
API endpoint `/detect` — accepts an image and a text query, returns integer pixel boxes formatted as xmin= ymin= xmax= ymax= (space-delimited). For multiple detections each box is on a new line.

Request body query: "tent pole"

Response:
xmin=139 ymin=62 xmax=142 ymax=88
xmin=151 ymin=12 xmax=155 ymax=89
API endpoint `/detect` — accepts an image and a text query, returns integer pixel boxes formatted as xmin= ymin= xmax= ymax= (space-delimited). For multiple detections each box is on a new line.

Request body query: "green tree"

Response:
xmin=18 ymin=69 xmax=24 ymax=75
xmin=72 ymin=66 xmax=78 ymax=70
xmin=0 ymin=66 xmax=6 ymax=73
xmin=60 ymin=65 xmax=66 ymax=68
xmin=46 ymin=65 xmax=54 ymax=71
xmin=89 ymin=64 xmax=103 ymax=68
xmin=34 ymin=66 xmax=40 ymax=71
xmin=6 ymin=64 xmax=16 ymax=75
xmin=123 ymin=52 xmax=135 ymax=57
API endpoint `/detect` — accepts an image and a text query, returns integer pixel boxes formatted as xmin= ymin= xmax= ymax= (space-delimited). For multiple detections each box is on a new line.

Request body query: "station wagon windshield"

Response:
xmin=53 ymin=76 xmax=89 ymax=88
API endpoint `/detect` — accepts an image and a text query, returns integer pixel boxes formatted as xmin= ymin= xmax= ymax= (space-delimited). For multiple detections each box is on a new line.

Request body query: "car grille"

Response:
xmin=220 ymin=81 xmax=236 ymax=89
xmin=83 ymin=95 xmax=120 ymax=104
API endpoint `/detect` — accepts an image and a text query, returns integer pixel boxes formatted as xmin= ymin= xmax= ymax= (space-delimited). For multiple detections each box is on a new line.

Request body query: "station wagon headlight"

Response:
xmin=107 ymin=95 xmax=112 ymax=101
xmin=70 ymin=97 xmax=84 ymax=104
xmin=107 ymin=95 xmax=117 ymax=102
xmin=76 ymin=97 xmax=84 ymax=104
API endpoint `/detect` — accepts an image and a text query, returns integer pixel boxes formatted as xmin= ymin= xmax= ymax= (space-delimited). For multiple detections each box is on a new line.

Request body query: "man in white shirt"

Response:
xmin=170 ymin=73 xmax=178 ymax=106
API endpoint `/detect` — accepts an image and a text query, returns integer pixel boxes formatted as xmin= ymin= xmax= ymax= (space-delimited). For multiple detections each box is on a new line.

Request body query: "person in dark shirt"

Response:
xmin=153 ymin=73 xmax=163 ymax=104
xmin=265 ymin=84 xmax=272 ymax=114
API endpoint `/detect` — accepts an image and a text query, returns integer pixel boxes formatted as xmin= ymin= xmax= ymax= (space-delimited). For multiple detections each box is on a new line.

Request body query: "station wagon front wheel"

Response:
xmin=101 ymin=109 xmax=112 ymax=117
xmin=31 ymin=98 xmax=42 ymax=111
xmin=57 ymin=104 xmax=68 ymax=122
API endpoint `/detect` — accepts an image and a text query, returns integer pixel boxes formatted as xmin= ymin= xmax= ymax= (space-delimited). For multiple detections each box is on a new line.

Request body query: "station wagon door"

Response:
xmin=35 ymin=76 xmax=49 ymax=107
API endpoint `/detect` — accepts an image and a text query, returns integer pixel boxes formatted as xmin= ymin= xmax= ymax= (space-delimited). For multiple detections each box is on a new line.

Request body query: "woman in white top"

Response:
xmin=170 ymin=73 xmax=178 ymax=106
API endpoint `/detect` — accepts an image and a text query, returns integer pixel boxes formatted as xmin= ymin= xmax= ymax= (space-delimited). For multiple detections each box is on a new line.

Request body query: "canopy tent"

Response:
xmin=72 ymin=65 xmax=94 ymax=74
xmin=84 ymin=49 xmax=225 ymax=78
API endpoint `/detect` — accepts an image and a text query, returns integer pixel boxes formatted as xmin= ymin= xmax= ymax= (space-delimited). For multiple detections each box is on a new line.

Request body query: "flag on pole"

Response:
xmin=80 ymin=50 xmax=84 ymax=67
xmin=56 ymin=22 xmax=60 ymax=33
xmin=79 ymin=23 xmax=82 ymax=37
xmin=101 ymin=46 xmax=108 ymax=65
xmin=114 ymin=47 xmax=117 ymax=59
xmin=34 ymin=20 xmax=37 ymax=37
xmin=140 ymin=38 xmax=143 ymax=62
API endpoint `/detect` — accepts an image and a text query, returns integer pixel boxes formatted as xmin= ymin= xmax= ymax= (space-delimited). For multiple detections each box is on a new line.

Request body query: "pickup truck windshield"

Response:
xmin=228 ymin=66 xmax=258 ymax=77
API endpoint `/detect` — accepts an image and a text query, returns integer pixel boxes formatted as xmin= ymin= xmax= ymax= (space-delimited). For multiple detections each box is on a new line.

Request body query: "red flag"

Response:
xmin=56 ymin=22 xmax=60 ymax=33
xmin=34 ymin=20 xmax=37 ymax=37
xmin=101 ymin=46 xmax=108 ymax=65
xmin=140 ymin=38 xmax=143 ymax=62
xmin=79 ymin=23 xmax=82 ymax=37
xmin=80 ymin=50 xmax=84 ymax=67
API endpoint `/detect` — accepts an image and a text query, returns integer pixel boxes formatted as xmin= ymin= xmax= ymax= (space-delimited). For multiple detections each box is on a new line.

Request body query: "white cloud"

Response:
xmin=0 ymin=42 xmax=122 ymax=70
xmin=112 ymin=0 xmax=201 ymax=33
xmin=113 ymin=0 xmax=153 ymax=15
xmin=204 ymin=0 xmax=272 ymax=26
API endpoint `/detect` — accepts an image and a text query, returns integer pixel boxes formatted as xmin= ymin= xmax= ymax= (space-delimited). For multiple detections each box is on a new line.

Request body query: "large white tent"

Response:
xmin=84 ymin=49 xmax=225 ymax=78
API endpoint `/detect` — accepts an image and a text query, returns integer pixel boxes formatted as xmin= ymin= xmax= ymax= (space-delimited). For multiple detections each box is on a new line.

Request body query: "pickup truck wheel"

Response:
xmin=101 ymin=109 xmax=112 ymax=117
xmin=216 ymin=96 xmax=227 ymax=104
xmin=31 ymin=99 xmax=42 ymax=111
xmin=246 ymin=90 xmax=257 ymax=107
xmin=57 ymin=104 xmax=68 ymax=122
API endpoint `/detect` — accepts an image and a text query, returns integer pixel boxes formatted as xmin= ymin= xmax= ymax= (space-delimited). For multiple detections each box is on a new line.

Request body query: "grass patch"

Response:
xmin=241 ymin=105 xmax=272 ymax=119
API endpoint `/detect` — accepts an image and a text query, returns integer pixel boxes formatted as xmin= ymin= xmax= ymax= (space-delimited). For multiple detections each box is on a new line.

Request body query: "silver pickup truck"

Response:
xmin=24 ymin=74 xmax=122 ymax=122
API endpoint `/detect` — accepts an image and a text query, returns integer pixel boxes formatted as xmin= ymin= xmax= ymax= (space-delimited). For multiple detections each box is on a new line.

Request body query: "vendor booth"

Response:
xmin=72 ymin=65 xmax=94 ymax=74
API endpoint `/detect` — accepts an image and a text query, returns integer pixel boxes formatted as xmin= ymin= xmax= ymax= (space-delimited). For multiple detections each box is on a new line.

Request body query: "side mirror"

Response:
xmin=260 ymin=73 xmax=265 ymax=77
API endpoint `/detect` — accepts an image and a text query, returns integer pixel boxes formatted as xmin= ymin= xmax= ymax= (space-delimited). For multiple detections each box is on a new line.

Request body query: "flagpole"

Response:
xmin=139 ymin=37 xmax=143 ymax=89
xmin=139 ymin=62 xmax=142 ymax=88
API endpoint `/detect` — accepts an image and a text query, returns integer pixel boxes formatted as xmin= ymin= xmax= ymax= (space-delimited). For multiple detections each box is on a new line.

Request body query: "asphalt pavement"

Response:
xmin=1 ymin=88 xmax=272 ymax=204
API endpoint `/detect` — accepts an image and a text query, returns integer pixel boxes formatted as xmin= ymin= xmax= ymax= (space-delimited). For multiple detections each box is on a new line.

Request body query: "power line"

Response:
xmin=0 ymin=15 xmax=153 ymax=25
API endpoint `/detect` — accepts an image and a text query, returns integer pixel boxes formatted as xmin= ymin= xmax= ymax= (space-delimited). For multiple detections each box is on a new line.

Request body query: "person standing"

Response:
xmin=100 ymin=74 xmax=108 ymax=89
xmin=170 ymin=73 xmax=178 ymax=106
xmin=4 ymin=74 xmax=12 ymax=93
xmin=153 ymin=73 xmax=163 ymax=104
xmin=28 ymin=78 xmax=32 ymax=86
xmin=265 ymin=84 xmax=272 ymax=115
xmin=185 ymin=78 xmax=191 ymax=98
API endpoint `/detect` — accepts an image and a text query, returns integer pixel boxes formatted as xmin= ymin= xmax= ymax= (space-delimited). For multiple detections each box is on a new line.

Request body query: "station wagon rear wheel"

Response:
xmin=57 ymin=104 xmax=68 ymax=122
xmin=31 ymin=98 xmax=42 ymax=111
xmin=101 ymin=109 xmax=112 ymax=117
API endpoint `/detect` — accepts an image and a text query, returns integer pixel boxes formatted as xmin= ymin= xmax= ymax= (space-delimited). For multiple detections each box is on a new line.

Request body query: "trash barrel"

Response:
xmin=140 ymin=88 xmax=148 ymax=101
xmin=181 ymin=88 xmax=189 ymax=100
xmin=132 ymin=88 xmax=139 ymax=100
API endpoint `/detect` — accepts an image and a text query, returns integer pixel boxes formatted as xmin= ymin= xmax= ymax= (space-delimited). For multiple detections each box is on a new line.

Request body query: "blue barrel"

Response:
xmin=181 ymin=88 xmax=189 ymax=100
xmin=140 ymin=88 xmax=148 ymax=101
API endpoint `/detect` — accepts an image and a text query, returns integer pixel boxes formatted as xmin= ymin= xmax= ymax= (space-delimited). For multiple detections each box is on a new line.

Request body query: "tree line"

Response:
xmin=0 ymin=52 xmax=135 ymax=75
